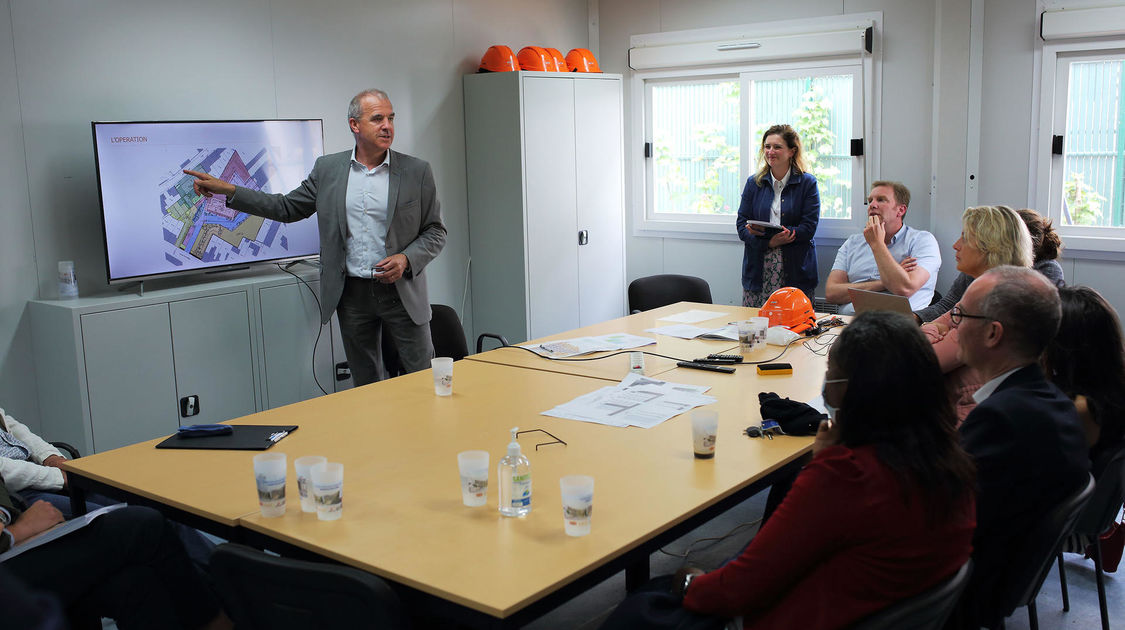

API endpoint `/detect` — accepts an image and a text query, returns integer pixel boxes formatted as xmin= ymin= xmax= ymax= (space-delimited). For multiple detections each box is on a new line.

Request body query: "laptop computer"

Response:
xmin=847 ymin=288 xmax=914 ymax=316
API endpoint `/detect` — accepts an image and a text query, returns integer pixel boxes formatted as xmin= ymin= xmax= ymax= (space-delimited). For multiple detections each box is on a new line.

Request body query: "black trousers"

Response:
xmin=4 ymin=505 xmax=220 ymax=630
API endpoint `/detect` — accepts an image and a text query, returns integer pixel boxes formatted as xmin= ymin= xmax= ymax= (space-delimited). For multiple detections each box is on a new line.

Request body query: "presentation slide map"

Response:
xmin=95 ymin=120 xmax=323 ymax=281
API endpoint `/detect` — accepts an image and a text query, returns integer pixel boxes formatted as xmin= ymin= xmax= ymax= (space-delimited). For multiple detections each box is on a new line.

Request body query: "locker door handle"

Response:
xmin=578 ymin=230 xmax=589 ymax=246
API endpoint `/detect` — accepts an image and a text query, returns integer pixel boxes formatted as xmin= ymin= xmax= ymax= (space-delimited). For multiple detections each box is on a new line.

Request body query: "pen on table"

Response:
xmin=269 ymin=431 xmax=289 ymax=443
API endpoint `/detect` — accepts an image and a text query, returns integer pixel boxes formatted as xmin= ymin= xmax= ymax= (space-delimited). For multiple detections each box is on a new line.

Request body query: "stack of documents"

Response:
xmin=645 ymin=323 xmax=739 ymax=341
xmin=655 ymin=309 xmax=731 ymax=324
xmin=521 ymin=333 xmax=656 ymax=358
xmin=542 ymin=373 xmax=717 ymax=429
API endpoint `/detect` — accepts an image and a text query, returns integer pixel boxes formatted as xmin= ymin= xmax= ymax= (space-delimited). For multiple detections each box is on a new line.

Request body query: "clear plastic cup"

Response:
xmin=560 ymin=475 xmax=594 ymax=537
xmin=457 ymin=450 xmax=490 ymax=507
xmin=432 ymin=357 xmax=453 ymax=396
xmin=310 ymin=462 xmax=344 ymax=521
xmin=691 ymin=409 xmax=718 ymax=459
xmin=749 ymin=317 xmax=770 ymax=350
xmin=253 ymin=452 xmax=287 ymax=517
xmin=294 ymin=455 xmax=327 ymax=513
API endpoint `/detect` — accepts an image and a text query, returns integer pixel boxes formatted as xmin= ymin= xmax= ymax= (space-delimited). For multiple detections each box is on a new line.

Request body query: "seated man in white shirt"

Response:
xmin=825 ymin=181 xmax=941 ymax=314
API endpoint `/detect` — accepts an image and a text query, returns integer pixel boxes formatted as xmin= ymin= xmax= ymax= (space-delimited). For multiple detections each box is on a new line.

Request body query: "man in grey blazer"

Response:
xmin=185 ymin=89 xmax=446 ymax=386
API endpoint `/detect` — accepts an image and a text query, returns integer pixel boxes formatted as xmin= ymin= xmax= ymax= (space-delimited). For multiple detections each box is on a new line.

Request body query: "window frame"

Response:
xmin=629 ymin=17 xmax=882 ymax=242
xmin=1034 ymin=38 xmax=1125 ymax=254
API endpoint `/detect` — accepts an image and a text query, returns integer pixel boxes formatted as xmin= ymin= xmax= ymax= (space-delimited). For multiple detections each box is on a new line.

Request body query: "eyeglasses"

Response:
xmin=950 ymin=305 xmax=993 ymax=327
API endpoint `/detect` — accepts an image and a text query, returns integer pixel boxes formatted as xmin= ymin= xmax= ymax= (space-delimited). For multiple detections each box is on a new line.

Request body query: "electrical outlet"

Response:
xmin=179 ymin=395 xmax=200 ymax=417
xmin=335 ymin=362 xmax=351 ymax=381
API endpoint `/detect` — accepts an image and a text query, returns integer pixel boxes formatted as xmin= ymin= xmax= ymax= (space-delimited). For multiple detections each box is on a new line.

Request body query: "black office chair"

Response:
xmin=382 ymin=304 xmax=510 ymax=378
xmin=997 ymin=474 xmax=1095 ymax=630
xmin=627 ymin=274 xmax=712 ymax=314
xmin=850 ymin=559 xmax=972 ymax=630
xmin=1056 ymin=446 xmax=1125 ymax=630
xmin=382 ymin=304 xmax=468 ymax=378
xmin=209 ymin=543 xmax=407 ymax=630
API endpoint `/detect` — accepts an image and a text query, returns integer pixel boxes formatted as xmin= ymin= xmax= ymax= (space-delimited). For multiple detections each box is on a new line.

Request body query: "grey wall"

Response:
xmin=0 ymin=0 xmax=590 ymax=431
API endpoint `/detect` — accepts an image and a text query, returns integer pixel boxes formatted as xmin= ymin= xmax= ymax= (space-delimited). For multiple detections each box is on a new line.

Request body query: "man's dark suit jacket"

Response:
xmin=956 ymin=363 xmax=1089 ymax=629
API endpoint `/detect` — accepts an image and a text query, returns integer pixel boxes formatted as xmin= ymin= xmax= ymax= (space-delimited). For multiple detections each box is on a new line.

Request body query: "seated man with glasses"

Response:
xmin=949 ymin=265 xmax=1089 ymax=629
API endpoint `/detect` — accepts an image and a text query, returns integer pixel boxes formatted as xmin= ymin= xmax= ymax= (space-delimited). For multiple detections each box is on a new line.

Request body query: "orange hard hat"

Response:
xmin=478 ymin=45 xmax=519 ymax=72
xmin=758 ymin=288 xmax=816 ymax=333
xmin=517 ymin=46 xmax=556 ymax=71
xmin=566 ymin=48 xmax=601 ymax=72
xmin=545 ymin=48 xmax=569 ymax=72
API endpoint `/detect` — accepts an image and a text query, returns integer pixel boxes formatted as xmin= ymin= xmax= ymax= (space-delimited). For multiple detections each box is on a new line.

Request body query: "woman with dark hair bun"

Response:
xmin=1017 ymin=208 xmax=1064 ymax=287
xmin=603 ymin=312 xmax=976 ymax=630
xmin=1043 ymin=286 xmax=1125 ymax=474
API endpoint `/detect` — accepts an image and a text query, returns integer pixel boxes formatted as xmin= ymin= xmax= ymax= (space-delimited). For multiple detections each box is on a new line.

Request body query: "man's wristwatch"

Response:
xmin=681 ymin=572 xmax=697 ymax=597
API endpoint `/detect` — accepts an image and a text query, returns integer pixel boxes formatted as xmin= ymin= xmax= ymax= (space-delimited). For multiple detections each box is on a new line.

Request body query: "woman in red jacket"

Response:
xmin=603 ymin=312 xmax=976 ymax=630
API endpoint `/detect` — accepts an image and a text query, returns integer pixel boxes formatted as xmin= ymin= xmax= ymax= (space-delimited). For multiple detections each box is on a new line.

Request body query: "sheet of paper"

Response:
xmin=644 ymin=324 xmax=710 ymax=339
xmin=645 ymin=323 xmax=739 ymax=341
xmin=655 ymin=309 xmax=731 ymax=324
xmin=542 ymin=374 xmax=716 ymax=429
xmin=520 ymin=333 xmax=656 ymax=358
xmin=0 ymin=503 xmax=127 ymax=563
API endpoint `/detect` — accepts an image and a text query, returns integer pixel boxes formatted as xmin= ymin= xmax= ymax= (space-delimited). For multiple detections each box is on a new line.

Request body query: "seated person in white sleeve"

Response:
xmin=0 ymin=406 xmax=214 ymax=563
xmin=0 ymin=407 xmax=70 ymax=509
xmin=825 ymin=181 xmax=941 ymax=314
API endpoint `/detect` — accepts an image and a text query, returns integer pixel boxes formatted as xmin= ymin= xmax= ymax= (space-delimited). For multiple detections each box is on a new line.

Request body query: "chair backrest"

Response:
xmin=210 ymin=543 xmax=406 ymax=630
xmin=1075 ymin=445 xmax=1125 ymax=537
xmin=1001 ymin=474 xmax=1096 ymax=614
xmin=850 ymin=559 xmax=973 ymax=630
xmin=627 ymin=274 xmax=712 ymax=313
xmin=382 ymin=304 xmax=468 ymax=378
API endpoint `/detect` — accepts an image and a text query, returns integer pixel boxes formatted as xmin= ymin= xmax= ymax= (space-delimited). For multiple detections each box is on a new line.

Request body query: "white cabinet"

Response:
xmin=30 ymin=269 xmax=341 ymax=454
xmin=464 ymin=72 xmax=626 ymax=344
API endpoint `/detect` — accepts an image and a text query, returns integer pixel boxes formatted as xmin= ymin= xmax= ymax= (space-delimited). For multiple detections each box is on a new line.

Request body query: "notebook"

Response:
xmin=155 ymin=425 xmax=298 ymax=451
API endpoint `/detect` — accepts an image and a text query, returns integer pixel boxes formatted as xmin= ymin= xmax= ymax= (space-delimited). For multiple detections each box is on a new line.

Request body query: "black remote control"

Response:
xmin=706 ymin=354 xmax=744 ymax=362
xmin=676 ymin=361 xmax=736 ymax=374
xmin=694 ymin=356 xmax=741 ymax=364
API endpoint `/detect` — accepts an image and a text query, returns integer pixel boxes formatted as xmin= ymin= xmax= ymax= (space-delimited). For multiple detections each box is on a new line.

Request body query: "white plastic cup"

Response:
xmin=294 ymin=455 xmax=327 ymax=513
xmin=737 ymin=320 xmax=754 ymax=353
xmin=310 ymin=462 xmax=344 ymax=521
xmin=691 ymin=409 xmax=718 ymax=459
xmin=252 ymin=452 xmax=287 ymax=517
xmin=560 ymin=475 xmax=594 ymax=537
xmin=432 ymin=357 xmax=454 ymax=396
xmin=457 ymin=450 xmax=490 ymax=507
xmin=749 ymin=317 xmax=770 ymax=350
xmin=58 ymin=261 xmax=78 ymax=299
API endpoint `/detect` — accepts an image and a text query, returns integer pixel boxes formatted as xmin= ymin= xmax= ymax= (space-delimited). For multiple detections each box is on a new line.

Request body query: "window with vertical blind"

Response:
xmin=629 ymin=14 xmax=880 ymax=239
xmin=1035 ymin=5 xmax=1125 ymax=252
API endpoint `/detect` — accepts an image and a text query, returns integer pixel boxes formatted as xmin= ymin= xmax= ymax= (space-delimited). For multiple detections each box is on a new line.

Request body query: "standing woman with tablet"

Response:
xmin=736 ymin=125 xmax=821 ymax=307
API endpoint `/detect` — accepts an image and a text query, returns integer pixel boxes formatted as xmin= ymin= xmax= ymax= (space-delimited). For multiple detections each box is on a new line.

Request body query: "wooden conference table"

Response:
xmin=64 ymin=302 xmax=833 ymax=628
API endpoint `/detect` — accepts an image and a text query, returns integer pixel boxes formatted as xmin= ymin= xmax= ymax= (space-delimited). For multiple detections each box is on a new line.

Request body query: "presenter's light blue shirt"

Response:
xmin=344 ymin=149 xmax=391 ymax=278
xmin=831 ymin=224 xmax=941 ymax=314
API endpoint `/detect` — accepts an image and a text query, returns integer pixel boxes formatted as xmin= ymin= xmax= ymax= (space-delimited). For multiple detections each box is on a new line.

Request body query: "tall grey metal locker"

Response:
xmin=464 ymin=71 xmax=626 ymax=344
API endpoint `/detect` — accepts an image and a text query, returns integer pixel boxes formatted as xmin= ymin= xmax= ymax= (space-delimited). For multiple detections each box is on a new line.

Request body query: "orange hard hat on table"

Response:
xmin=759 ymin=287 xmax=816 ymax=333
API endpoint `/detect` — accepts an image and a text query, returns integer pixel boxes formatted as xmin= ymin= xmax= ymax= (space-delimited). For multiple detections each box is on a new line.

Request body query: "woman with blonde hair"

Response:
xmin=915 ymin=207 xmax=1060 ymax=322
xmin=921 ymin=205 xmax=1033 ymax=420
xmin=736 ymin=125 xmax=821 ymax=307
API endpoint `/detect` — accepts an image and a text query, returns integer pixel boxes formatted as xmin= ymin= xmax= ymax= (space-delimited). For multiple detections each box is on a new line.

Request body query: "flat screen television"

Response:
xmin=92 ymin=119 xmax=325 ymax=284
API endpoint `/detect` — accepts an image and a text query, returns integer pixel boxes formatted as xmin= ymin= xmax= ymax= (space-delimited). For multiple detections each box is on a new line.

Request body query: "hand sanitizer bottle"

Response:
xmin=498 ymin=427 xmax=532 ymax=517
